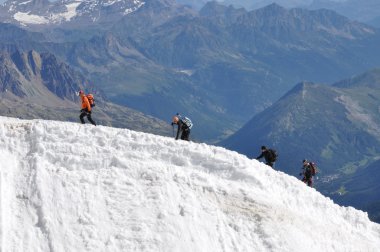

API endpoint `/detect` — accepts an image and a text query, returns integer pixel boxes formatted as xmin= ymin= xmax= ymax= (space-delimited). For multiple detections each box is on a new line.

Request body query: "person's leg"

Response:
xmin=308 ymin=178 xmax=313 ymax=187
xmin=87 ymin=113 xmax=96 ymax=126
xmin=181 ymin=129 xmax=190 ymax=141
xmin=79 ymin=112 xmax=86 ymax=124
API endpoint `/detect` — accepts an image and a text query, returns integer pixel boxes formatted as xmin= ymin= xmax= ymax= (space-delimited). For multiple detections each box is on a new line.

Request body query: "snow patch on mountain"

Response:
xmin=3 ymin=0 xmax=145 ymax=25
xmin=50 ymin=2 xmax=81 ymax=22
xmin=14 ymin=11 xmax=49 ymax=24
xmin=18 ymin=0 xmax=33 ymax=5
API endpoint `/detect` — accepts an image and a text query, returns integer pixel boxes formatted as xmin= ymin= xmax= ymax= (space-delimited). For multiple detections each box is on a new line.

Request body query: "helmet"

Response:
xmin=261 ymin=146 xmax=267 ymax=150
xmin=76 ymin=90 xmax=84 ymax=96
xmin=172 ymin=116 xmax=179 ymax=123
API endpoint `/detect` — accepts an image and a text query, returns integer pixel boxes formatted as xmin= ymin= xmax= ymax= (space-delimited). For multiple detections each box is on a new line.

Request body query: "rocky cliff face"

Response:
xmin=0 ymin=49 xmax=83 ymax=101
xmin=0 ymin=51 xmax=27 ymax=97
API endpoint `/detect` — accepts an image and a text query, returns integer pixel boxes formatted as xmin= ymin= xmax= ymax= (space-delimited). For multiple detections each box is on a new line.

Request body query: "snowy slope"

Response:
xmin=0 ymin=116 xmax=379 ymax=251
xmin=1 ymin=0 xmax=145 ymax=26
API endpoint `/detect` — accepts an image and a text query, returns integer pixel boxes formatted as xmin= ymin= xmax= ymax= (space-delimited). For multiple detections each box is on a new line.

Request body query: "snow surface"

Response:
xmin=14 ymin=11 xmax=49 ymax=25
xmin=18 ymin=0 xmax=33 ymax=5
xmin=0 ymin=116 xmax=379 ymax=251
xmin=51 ymin=2 xmax=82 ymax=22
xmin=13 ymin=2 xmax=81 ymax=24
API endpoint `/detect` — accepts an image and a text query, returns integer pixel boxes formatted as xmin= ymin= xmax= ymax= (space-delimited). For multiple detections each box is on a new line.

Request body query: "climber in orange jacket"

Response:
xmin=78 ymin=90 xmax=96 ymax=126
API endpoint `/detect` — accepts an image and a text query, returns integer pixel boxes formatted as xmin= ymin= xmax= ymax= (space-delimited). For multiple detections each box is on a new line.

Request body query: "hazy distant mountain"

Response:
xmin=176 ymin=0 xmax=314 ymax=10
xmin=180 ymin=0 xmax=380 ymax=30
xmin=368 ymin=15 xmax=380 ymax=28
xmin=309 ymin=0 xmax=380 ymax=25
xmin=223 ymin=0 xmax=312 ymax=9
xmin=175 ymin=0 xmax=210 ymax=9
xmin=178 ymin=0 xmax=380 ymax=27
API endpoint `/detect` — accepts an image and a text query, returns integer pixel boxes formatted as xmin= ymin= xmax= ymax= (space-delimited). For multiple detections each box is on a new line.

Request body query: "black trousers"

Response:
xmin=181 ymin=128 xmax=190 ymax=141
xmin=80 ymin=111 xmax=96 ymax=126
xmin=302 ymin=176 xmax=313 ymax=187
xmin=266 ymin=161 xmax=274 ymax=168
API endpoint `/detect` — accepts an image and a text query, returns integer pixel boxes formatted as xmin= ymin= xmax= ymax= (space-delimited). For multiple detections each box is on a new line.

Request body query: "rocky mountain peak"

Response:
xmin=199 ymin=1 xmax=246 ymax=22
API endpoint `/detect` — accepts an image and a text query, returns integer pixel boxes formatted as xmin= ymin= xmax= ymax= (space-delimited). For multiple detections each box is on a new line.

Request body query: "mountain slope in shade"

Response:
xmin=330 ymin=159 xmax=380 ymax=223
xmin=221 ymin=68 xmax=380 ymax=176
xmin=0 ymin=116 xmax=379 ymax=251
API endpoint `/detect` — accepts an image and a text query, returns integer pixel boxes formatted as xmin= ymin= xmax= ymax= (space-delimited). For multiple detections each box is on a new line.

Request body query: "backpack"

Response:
xmin=268 ymin=149 xmax=278 ymax=162
xmin=86 ymin=94 xmax=95 ymax=107
xmin=309 ymin=162 xmax=318 ymax=176
xmin=181 ymin=116 xmax=193 ymax=129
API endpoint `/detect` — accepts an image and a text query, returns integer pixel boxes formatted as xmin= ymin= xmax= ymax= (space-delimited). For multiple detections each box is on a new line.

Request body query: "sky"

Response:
xmin=0 ymin=116 xmax=379 ymax=251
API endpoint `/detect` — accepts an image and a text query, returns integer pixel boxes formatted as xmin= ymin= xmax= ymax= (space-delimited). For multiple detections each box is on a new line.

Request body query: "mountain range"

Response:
xmin=84 ymin=2 xmax=380 ymax=141
xmin=1 ymin=1 xmax=379 ymax=141
xmin=179 ymin=0 xmax=380 ymax=27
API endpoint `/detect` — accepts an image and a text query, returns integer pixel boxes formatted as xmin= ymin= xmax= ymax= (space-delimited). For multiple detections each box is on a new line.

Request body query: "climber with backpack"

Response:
xmin=77 ymin=90 xmax=96 ymax=126
xmin=256 ymin=145 xmax=277 ymax=168
xmin=300 ymin=159 xmax=317 ymax=187
xmin=171 ymin=113 xmax=192 ymax=141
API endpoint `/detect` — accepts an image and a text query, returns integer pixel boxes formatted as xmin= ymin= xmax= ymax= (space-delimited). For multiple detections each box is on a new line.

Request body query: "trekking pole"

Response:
xmin=172 ymin=124 xmax=175 ymax=138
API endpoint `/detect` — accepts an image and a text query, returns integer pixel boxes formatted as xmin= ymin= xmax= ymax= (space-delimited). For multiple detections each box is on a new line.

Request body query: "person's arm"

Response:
xmin=256 ymin=152 xmax=264 ymax=160
xmin=300 ymin=167 xmax=305 ymax=176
